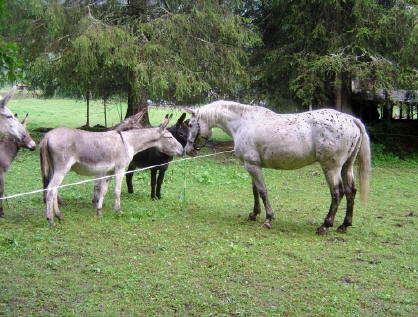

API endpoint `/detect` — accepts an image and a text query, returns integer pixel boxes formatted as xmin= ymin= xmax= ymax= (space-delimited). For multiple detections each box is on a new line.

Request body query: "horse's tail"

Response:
xmin=39 ymin=135 xmax=51 ymax=203
xmin=354 ymin=119 xmax=371 ymax=204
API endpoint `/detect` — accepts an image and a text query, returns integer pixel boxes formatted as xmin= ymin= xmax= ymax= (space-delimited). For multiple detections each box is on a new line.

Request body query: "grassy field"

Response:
xmin=0 ymin=93 xmax=417 ymax=316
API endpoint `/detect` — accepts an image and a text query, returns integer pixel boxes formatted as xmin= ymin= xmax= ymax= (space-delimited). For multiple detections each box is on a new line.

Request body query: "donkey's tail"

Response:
xmin=354 ymin=119 xmax=371 ymax=204
xmin=39 ymin=136 xmax=51 ymax=203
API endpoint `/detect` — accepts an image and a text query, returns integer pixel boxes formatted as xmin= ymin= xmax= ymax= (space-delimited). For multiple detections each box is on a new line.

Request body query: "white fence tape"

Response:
xmin=1 ymin=150 xmax=235 ymax=201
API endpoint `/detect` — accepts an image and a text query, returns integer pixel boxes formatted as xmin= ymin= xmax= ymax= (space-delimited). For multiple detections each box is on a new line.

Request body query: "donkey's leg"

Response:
xmin=150 ymin=168 xmax=157 ymax=200
xmin=92 ymin=179 xmax=100 ymax=209
xmin=114 ymin=173 xmax=124 ymax=213
xmin=126 ymin=162 xmax=135 ymax=194
xmin=43 ymin=169 xmax=64 ymax=206
xmin=316 ymin=168 xmax=344 ymax=235
xmin=96 ymin=178 xmax=110 ymax=217
xmin=53 ymin=190 xmax=63 ymax=221
xmin=45 ymin=172 xmax=66 ymax=227
xmin=244 ymin=162 xmax=274 ymax=228
xmin=156 ymin=166 xmax=167 ymax=200
xmin=337 ymin=164 xmax=357 ymax=233
xmin=0 ymin=171 xmax=4 ymax=217
xmin=248 ymin=180 xmax=262 ymax=221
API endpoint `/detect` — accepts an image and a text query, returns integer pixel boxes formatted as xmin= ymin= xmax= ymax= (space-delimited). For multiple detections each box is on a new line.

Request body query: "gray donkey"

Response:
xmin=0 ymin=114 xmax=36 ymax=217
xmin=0 ymin=86 xmax=28 ymax=142
xmin=40 ymin=114 xmax=183 ymax=227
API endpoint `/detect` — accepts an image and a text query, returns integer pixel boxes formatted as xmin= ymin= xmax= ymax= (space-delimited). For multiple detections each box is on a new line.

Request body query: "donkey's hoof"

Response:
xmin=248 ymin=213 xmax=257 ymax=221
xmin=316 ymin=226 xmax=328 ymax=235
xmin=336 ymin=225 xmax=348 ymax=233
xmin=262 ymin=220 xmax=272 ymax=229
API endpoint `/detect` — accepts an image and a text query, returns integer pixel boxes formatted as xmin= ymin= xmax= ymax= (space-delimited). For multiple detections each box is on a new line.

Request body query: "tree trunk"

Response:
xmin=125 ymin=86 xmax=150 ymax=126
xmin=104 ymin=99 xmax=107 ymax=127
xmin=334 ymin=72 xmax=352 ymax=114
xmin=86 ymin=91 xmax=90 ymax=127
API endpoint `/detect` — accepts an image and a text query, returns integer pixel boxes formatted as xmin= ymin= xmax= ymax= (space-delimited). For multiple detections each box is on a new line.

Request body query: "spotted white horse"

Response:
xmin=184 ymin=100 xmax=371 ymax=234
xmin=0 ymin=86 xmax=28 ymax=142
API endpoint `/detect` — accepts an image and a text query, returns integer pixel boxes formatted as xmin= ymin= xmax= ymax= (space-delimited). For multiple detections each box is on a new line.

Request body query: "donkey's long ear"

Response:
xmin=21 ymin=114 xmax=29 ymax=127
xmin=1 ymin=86 xmax=17 ymax=108
xmin=176 ymin=113 xmax=187 ymax=126
xmin=134 ymin=107 xmax=148 ymax=124
xmin=159 ymin=114 xmax=173 ymax=131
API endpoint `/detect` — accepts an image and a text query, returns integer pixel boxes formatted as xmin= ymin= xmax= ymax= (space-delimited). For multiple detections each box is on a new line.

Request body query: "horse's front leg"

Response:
xmin=244 ymin=162 xmax=274 ymax=228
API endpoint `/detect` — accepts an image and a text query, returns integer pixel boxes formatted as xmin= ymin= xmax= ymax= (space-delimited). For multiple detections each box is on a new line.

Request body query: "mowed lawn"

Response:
xmin=0 ymin=93 xmax=417 ymax=316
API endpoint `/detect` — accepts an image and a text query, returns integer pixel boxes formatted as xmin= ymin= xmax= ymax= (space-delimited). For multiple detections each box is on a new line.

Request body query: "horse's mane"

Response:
xmin=199 ymin=100 xmax=261 ymax=124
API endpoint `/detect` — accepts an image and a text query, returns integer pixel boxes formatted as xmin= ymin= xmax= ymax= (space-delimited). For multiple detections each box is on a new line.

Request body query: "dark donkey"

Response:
xmin=0 ymin=114 xmax=36 ymax=217
xmin=126 ymin=113 xmax=189 ymax=200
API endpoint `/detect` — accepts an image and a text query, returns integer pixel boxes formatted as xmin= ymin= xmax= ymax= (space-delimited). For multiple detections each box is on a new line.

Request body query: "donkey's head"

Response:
xmin=16 ymin=114 xmax=36 ymax=151
xmin=155 ymin=114 xmax=184 ymax=157
xmin=167 ymin=113 xmax=189 ymax=148
xmin=0 ymin=86 xmax=27 ymax=142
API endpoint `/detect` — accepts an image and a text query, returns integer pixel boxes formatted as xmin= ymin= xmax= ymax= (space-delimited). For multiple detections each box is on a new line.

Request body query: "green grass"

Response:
xmin=0 ymin=96 xmax=417 ymax=316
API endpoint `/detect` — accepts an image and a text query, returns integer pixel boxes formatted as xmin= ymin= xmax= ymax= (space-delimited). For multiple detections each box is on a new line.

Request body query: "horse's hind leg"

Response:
xmin=317 ymin=167 xmax=344 ymax=235
xmin=248 ymin=180 xmax=261 ymax=221
xmin=337 ymin=164 xmax=357 ymax=233
xmin=244 ymin=162 xmax=274 ymax=228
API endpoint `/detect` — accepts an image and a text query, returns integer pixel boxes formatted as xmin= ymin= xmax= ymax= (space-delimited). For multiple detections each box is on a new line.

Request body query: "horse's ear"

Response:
xmin=176 ymin=113 xmax=186 ymax=126
xmin=1 ymin=86 xmax=17 ymax=108
xmin=186 ymin=108 xmax=196 ymax=117
xmin=21 ymin=114 xmax=29 ymax=127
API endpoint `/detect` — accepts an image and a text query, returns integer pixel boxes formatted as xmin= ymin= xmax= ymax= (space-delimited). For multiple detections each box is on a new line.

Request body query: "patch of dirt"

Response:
xmin=207 ymin=140 xmax=234 ymax=152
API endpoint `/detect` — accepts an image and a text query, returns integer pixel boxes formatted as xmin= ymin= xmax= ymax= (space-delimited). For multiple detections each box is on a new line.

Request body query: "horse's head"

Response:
xmin=16 ymin=114 xmax=36 ymax=151
xmin=167 ymin=113 xmax=189 ymax=147
xmin=156 ymin=114 xmax=184 ymax=157
xmin=184 ymin=109 xmax=212 ymax=156
xmin=0 ymin=86 xmax=27 ymax=142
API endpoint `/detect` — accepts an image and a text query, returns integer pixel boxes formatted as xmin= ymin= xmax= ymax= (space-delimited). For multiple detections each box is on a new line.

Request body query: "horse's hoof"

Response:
xmin=316 ymin=226 xmax=328 ymax=235
xmin=336 ymin=225 xmax=347 ymax=233
xmin=262 ymin=220 xmax=272 ymax=229
xmin=97 ymin=210 xmax=102 ymax=217
xmin=0 ymin=212 xmax=4 ymax=218
xmin=49 ymin=221 xmax=56 ymax=228
xmin=56 ymin=215 xmax=63 ymax=222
